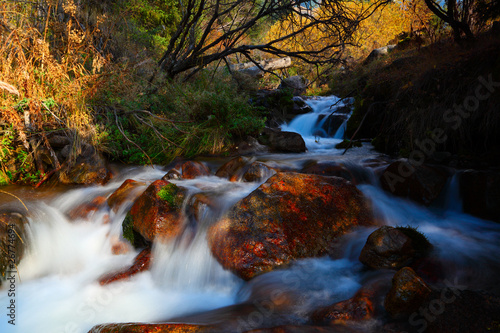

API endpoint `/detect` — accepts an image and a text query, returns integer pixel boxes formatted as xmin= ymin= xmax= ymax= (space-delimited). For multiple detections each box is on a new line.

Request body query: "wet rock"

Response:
xmin=110 ymin=235 xmax=132 ymax=255
xmin=107 ymin=179 xmax=147 ymax=213
xmin=379 ymin=161 xmax=448 ymax=206
xmin=242 ymin=162 xmax=273 ymax=183
xmin=68 ymin=196 xmax=107 ymax=220
xmin=208 ymin=172 xmax=375 ymax=280
xmin=290 ymin=96 xmax=313 ymax=115
xmin=258 ymin=128 xmax=306 ymax=153
xmin=311 ymin=288 xmax=375 ymax=324
xmin=216 ymin=156 xmax=251 ymax=181
xmin=98 ymin=248 xmax=152 ymax=285
xmin=359 ymin=226 xmax=432 ymax=270
xmin=163 ymin=169 xmax=182 ymax=180
xmin=58 ymin=146 xmax=112 ymax=185
xmin=236 ymin=136 xmax=269 ymax=155
xmin=88 ymin=323 xmax=216 ymax=333
xmin=384 ymin=267 xmax=432 ymax=318
xmin=181 ymin=161 xmax=211 ymax=179
xmin=124 ymin=180 xmax=186 ymax=245
xmin=460 ymin=170 xmax=500 ymax=222
xmin=188 ymin=193 xmax=218 ymax=224
xmin=300 ymin=161 xmax=370 ymax=185
xmin=317 ymin=114 xmax=348 ymax=138
xmin=0 ymin=212 xmax=27 ymax=285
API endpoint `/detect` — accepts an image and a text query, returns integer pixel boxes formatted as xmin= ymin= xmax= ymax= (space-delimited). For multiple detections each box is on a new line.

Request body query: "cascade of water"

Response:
xmin=282 ymin=96 xmax=352 ymax=151
xmin=1 ymin=97 xmax=499 ymax=333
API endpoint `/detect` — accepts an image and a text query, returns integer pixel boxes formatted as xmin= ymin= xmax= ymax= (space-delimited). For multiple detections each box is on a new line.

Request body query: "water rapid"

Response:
xmin=1 ymin=96 xmax=499 ymax=333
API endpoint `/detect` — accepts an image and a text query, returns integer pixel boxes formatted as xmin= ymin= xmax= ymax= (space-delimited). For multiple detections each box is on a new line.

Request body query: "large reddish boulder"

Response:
xmin=379 ymin=161 xmax=448 ymax=205
xmin=123 ymin=180 xmax=187 ymax=245
xmin=98 ymin=247 xmax=152 ymax=285
xmin=107 ymin=179 xmax=147 ymax=213
xmin=208 ymin=172 xmax=375 ymax=280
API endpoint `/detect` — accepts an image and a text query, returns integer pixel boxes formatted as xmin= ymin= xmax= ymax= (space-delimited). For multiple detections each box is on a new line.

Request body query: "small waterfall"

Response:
xmin=282 ymin=96 xmax=352 ymax=151
xmin=443 ymin=173 xmax=462 ymax=212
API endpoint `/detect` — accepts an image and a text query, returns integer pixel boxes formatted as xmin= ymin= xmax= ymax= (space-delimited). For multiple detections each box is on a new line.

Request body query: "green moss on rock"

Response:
xmin=157 ymin=183 xmax=181 ymax=207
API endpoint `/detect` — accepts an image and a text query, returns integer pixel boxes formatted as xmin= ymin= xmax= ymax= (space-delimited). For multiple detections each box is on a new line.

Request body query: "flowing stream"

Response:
xmin=1 ymin=96 xmax=499 ymax=333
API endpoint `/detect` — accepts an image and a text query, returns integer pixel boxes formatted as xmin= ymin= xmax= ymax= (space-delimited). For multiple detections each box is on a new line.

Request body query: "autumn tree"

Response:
xmin=267 ymin=0 xmax=435 ymax=62
xmin=158 ymin=0 xmax=391 ymax=78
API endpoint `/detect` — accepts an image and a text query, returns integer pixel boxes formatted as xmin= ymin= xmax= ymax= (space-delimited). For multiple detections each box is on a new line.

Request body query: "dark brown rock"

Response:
xmin=215 ymin=156 xmax=251 ymax=181
xmin=107 ymin=179 xmax=146 ymax=213
xmin=242 ymin=162 xmax=273 ymax=182
xmin=163 ymin=169 xmax=182 ymax=180
xmin=359 ymin=226 xmax=432 ymax=270
xmin=48 ymin=135 xmax=71 ymax=148
xmin=237 ymin=137 xmax=269 ymax=155
xmin=384 ymin=267 xmax=432 ymax=318
xmin=126 ymin=180 xmax=186 ymax=243
xmin=98 ymin=247 xmax=152 ymax=285
xmin=460 ymin=170 xmax=500 ymax=222
xmin=57 ymin=146 xmax=112 ymax=185
xmin=259 ymin=128 xmax=306 ymax=153
xmin=208 ymin=172 xmax=375 ymax=280
xmin=379 ymin=161 xmax=448 ymax=205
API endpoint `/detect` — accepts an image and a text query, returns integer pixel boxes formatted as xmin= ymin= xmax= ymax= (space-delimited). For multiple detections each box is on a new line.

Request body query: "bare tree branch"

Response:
xmin=159 ymin=0 xmax=392 ymax=78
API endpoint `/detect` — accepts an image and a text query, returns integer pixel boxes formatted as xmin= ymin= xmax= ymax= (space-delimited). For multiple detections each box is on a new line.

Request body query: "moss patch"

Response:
xmin=395 ymin=225 xmax=433 ymax=257
xmin=157 ymin=183 xmax=181 ymax=207
xmin=122 ymin=213 xmax=135 ymax=245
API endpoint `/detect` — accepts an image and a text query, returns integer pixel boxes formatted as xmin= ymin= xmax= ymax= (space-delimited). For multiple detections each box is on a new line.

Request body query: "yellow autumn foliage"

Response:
xmin=267 ymin=0 xmax=434 ymax=62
